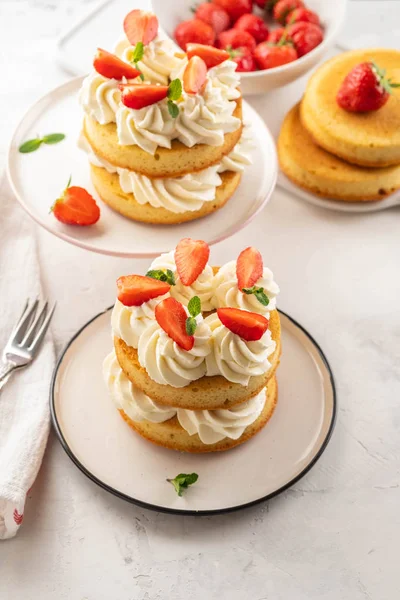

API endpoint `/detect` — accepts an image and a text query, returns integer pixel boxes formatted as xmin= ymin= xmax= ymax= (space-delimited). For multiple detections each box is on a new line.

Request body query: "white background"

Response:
xmin=1 ymin=1 xmax=400 ymax=598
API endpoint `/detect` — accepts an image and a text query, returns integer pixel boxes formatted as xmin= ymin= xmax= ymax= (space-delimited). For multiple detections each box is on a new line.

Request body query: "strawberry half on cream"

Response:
xmin=148 ymin=238 xmax=216 ymax=311
xmin=212 ymin=246 xmax=280 ymax=315
xmin=111 ymin=273 xmax=171 ymax=349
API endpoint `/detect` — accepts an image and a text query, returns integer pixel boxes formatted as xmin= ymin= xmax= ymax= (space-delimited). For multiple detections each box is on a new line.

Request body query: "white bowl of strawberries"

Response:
xmin=151 ymin=0 xmax=347 ymax=95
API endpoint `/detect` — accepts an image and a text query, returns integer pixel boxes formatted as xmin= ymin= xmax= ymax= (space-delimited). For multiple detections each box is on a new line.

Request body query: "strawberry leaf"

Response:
xmin=187 ymin=295 xmax=201 ymax=317
xmin=42 ymin=133 xmax=65 ymax=145
xmin=18 ymin=138 xmax=43 ymax=153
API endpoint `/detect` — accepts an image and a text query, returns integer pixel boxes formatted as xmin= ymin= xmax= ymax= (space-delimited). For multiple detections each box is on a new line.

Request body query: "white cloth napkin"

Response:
xmin=0 ymin=174 xmax=55 ymax=539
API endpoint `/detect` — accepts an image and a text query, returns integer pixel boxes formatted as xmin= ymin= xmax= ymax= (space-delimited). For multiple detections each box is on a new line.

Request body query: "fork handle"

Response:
xmin=0 ymin=363 xmax=19 ymax=390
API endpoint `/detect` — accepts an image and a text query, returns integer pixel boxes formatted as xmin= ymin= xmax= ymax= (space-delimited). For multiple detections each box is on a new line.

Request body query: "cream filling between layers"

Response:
xmin=103 ymin=351 xmax=266 ymax=444
xmin=78 ymin=128 xmax=252 ymax=214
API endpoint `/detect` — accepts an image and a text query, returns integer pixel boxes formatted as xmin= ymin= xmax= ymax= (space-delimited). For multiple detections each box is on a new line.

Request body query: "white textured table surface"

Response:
xmin=1 ymin=1 xmax=400 ymax=598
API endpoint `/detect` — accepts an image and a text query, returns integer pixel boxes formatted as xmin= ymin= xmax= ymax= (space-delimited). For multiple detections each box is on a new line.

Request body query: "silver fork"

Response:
xmin=0 ymin=299 xmax=56 ymax=390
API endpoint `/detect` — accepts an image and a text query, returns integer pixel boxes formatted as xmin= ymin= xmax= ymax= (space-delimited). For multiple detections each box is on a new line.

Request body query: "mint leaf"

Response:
xmin=167 ymin=78 xmax=182 ymax=101
xmin=18 ymin=138 xmax=42 ymax=153
xmin=19 ymin=132 xmax=66 ymax=153
xmin=42 ymin=133 xmax=65 ymax=145
xmin=146 ymin=269 xmax=176 ymax=286
xmin=242 ymin=286 xmax=270 ymax=307
xmin=132 ymin=41 xmax=144 ymax=63
xmin=167 ymin=473 xmax=198 ymax=496
xmin=167 ymin=100 xmax=179 ymax=119
xmin=188 ymin=295 xmax=201 ymax=317
xmin=185 ymin=316 xmax=197 ymax=336
xmin=166 ymin=269 xmax=176 ymax=285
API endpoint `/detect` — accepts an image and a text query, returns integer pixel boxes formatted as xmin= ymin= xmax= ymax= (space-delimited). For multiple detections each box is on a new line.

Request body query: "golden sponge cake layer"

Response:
xmin=279 ymin=103 xmax=400 ymax=202
xmin=83 ymin=99 xmax=243 ymax=178
xmin=90 ymin=164 xmax=242 ymax=224
xmin=114 ymin=309 xmax=281 ymax=411
xmin=118 ymin=377 xmax=277 ymax=453
xmin=301 ymin=49 xmax=400 ymax=167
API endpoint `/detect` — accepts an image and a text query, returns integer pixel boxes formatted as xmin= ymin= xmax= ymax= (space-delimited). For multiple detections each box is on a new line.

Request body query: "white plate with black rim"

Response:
xmin=7 ymin=76 xmax=277 ymax=258
xmin=51 ymin=307 xmax=336 ymax=515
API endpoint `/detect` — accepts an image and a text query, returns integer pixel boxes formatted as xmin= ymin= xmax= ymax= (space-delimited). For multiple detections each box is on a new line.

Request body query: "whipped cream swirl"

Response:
xmin=175 ymin=72 xmax=241 ymax=148
xmin=205 ymin=313 xmax=276 ymax=385
xmin=150 ymin=251 xmax=216 ymax=311
xmin=115 ymin=37 xmax=186 ymax=86
xmin=103 ymin=351 xmax=176 ymax=422
xmin=79 ymin=73 xmax=121 ymax=124
xmin=111 ymin=297 xmax=168 ymax=349
xmin=138 ymin=315 xmax=211 ymax=387
xmin=208 ymin=60 xmax=241 ymax=102
xmin=177 ymin=387 xmax=266 ymax=444
xmin=116 ymin=101 xmax=176 ymax=154
xmin=212 ymin=260 xmax=280 ymax=316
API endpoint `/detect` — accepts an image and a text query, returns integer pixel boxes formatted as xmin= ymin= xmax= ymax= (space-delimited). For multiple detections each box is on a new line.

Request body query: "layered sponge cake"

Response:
xmin=78 ymin=9 xmax=249 ymax=224
xmin=301 ymin=49 xmax=400 ymax=168
xmin=278 ymin=103 xmax=400 ymax=202
xmin=103 ymin=238 xmax=281 ymax=453
xmin=279 ymin=48 xmax=400 ymax=203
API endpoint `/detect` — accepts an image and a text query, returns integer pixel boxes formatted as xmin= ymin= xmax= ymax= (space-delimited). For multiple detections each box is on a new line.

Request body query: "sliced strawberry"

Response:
xmin=218 ymin=308 xmax=269 ymax=341
xmin=183 ymin=56 xmax=208 ymax=94
xmin=123 ymin=9 xmax=158 ymax=46
xmin=175 ymin=238 xmax=210 ymax=286
xmin=119 ymin=83 xmax=168 ymax=109
xmin=93 ymin=48 xmax=141 ymax=80
xmin=186 ymin=43 xmax=230 ymax=69
xmin=51 ymin=185 xmax=100 ymax=226
xmin=117 ymin=274 xmax=170 ymax=307
xmin=236 ymin=247 xmax=263 ymax=290
xmin=155 ymin=297 xmax=194 ymax=351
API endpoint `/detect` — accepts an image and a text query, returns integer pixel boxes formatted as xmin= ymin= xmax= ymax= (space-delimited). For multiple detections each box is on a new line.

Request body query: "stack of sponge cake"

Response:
xmin=278 ymin=49 xmax=400 ymax=203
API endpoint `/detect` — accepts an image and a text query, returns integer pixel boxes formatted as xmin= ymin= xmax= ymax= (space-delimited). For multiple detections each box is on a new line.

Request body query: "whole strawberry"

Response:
xmin=273 ymin=0 xmax=304 ymax=24
xmin=228 ymin=46 xmax=256 ymax=72
xmin=286 ymin=21 xmax=323 ymax=57
xmin=337 ymin=61 xmax=400 ymax=113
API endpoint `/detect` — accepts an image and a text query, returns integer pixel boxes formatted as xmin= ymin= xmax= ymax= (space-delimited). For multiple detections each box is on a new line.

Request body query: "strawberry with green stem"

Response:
xmin=337 ymin=61 xmax=400 ymax=113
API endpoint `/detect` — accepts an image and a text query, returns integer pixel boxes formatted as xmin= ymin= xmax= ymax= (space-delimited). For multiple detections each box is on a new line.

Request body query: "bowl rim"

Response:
xmin=153 ymin=0 xmax=348 ymax=79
